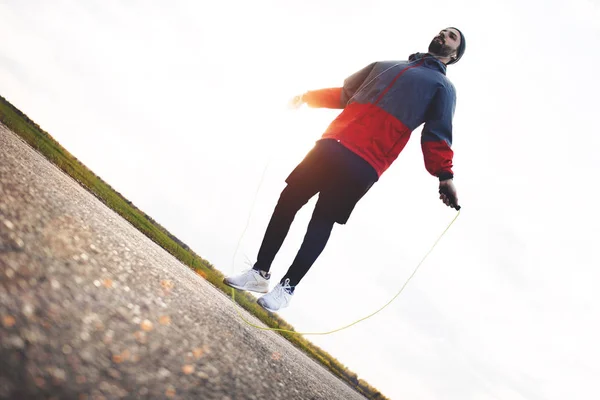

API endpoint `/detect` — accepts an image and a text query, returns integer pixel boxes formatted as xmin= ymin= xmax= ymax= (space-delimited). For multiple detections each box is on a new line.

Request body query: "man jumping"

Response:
xmin=224 ymin=28 xmax=466 ymax=312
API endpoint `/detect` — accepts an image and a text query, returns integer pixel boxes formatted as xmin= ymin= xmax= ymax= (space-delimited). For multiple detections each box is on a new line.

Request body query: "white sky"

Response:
xmin=2 ymin=1 xmax=600 ymax=399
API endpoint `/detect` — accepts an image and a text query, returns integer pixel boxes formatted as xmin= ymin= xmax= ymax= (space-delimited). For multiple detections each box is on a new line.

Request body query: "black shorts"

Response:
xmin=284 ymin=139 xmax=379 ymax=224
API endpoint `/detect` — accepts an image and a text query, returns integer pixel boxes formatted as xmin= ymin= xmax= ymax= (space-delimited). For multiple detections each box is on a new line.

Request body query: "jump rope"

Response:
xmin=229 ymin=58 xmax=461 ymax=336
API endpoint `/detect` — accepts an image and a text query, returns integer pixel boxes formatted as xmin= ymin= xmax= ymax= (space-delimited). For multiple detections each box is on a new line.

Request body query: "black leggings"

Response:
xmin=253 ymin=183 xmax=336 ymax=287
xmin=253 ymin=139 xmax=378 ymax=287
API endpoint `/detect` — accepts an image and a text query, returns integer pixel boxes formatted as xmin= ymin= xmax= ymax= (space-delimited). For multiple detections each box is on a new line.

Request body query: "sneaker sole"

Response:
xmin=257 ymin=299 xmax=277 ymax=312
xmin=223 ymin=279 xmax=269 ymax=294
xmin=257 ymin=298 xmax=288 ymax=313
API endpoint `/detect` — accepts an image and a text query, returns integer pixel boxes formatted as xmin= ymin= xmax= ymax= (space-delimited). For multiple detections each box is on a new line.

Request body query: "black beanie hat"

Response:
xmin=446 ymin=27 xmax=466 ymax=65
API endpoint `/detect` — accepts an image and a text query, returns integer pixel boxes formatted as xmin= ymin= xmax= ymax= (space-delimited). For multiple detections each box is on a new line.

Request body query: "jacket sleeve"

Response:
xmin=302 ymin=62 xmax=377 ymax=109
xmin=302 ymin=88 xmax=344 ymax=109
xmin=421 ymin=84 xmax=456 ymax=180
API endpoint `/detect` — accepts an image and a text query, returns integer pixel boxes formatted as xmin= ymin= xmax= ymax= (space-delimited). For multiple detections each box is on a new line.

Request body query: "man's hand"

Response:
xmin=439 ymin=179 xmax=460 ymax=210
xmin=288 ymin=94 xmax=305 ymax=109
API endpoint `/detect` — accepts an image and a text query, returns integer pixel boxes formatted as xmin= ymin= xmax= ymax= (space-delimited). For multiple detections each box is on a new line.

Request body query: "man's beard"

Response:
xmin=428 ymin=37 xmax=454 ymax=58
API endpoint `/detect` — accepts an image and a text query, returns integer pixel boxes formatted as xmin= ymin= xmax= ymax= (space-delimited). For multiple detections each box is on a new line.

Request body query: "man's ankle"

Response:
xmin=253 ymin=268 xmax=270 ymax=279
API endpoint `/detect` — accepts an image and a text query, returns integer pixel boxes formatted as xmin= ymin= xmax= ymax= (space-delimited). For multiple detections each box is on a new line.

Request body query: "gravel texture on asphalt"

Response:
xmin=0 ymin=124 xmax=367 ymax=400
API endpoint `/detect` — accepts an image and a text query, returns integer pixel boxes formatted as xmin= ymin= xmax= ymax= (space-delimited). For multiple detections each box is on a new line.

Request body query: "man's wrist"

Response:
xmin=438 ymin=171 xmax=454 ymax=182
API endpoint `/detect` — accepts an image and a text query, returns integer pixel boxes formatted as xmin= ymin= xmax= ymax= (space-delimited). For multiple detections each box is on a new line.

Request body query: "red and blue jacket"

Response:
xmin=302 ymin=52 xmax=456 ymax=180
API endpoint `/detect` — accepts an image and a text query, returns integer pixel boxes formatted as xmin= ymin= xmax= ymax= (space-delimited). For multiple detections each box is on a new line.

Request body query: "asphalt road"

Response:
xmin=0 ymin=124 xmax=367 ymax=400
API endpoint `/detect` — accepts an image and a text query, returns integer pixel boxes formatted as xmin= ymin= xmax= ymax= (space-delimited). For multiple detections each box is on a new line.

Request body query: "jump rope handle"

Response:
xmin=439 ymin=185 xmax=461 ymax=211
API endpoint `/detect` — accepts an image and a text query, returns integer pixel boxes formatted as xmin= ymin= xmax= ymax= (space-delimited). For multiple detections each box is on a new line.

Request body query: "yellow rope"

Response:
xmin=230 ymin=206 xmax=461 ymax=336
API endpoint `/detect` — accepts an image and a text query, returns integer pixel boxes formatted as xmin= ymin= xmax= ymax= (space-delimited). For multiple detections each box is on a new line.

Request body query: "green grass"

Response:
xmin=0 ymin=94 xmax=389 ymax=400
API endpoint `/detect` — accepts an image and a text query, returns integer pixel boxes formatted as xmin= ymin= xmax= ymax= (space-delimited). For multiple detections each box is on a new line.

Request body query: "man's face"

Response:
xmin=428 ymin=28 xmax=461 ymax=59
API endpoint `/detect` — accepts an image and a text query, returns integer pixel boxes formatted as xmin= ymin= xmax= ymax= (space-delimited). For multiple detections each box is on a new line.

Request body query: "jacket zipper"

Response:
xmin=373 ymin=58 xmax=426 ymax=156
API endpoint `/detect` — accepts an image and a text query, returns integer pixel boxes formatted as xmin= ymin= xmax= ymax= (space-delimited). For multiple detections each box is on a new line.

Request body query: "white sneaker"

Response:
xmin=223 ymin=269 xmax=270 ymax=294
xmin=257 ymin=278 xmax=295 ymax=312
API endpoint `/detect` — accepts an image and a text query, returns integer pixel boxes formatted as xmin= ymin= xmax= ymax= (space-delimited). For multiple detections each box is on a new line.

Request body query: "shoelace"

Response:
xmin=280 ymin=278 xmax=294 ymax=296
xmin=270 ymin=279 xmax=294 ymax=301
xmin=239 ymin=257 xmax=271 ymax=280
xmin=238 ymin=267 xmax=270 ymax=280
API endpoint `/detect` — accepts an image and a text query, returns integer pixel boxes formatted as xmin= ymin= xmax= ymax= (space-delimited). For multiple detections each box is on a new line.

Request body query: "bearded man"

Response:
xmin=224 ymin=28 xmax=466 ymax=312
